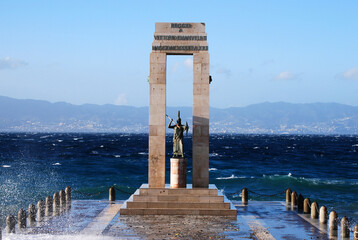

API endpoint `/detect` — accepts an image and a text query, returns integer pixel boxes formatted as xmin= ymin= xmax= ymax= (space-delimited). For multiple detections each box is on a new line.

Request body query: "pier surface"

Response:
xmin=2 ymin=200 xmax=335 ymax=239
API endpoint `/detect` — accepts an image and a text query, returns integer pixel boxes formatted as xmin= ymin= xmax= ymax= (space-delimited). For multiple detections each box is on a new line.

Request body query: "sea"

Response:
xmin=0 ymin=133 xmax=357 ymax=228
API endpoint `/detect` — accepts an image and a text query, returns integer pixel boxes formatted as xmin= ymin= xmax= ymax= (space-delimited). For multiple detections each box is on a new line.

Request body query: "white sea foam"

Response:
xmin=352 ymin=144 xmax=358 ymax=147
xmin=57 ymin=139 xmax=63 ymax=143
xmin=138 ymin=152 xmax=148 ymax=155
xmin=253 ymin=147 xmax=259 ymax=149
xmin=262 ymin=173 xmax=356 ymax=186
xmin=100 ymin=145 xmax=104 ymax=148
xmin=91 ymin=151 xmax=98 ymax=155
xmin=40 ymin=135 xmax=51 ymax=139
xmin=2 ymin=165 xmax=11 ymax=168
xmin=223 ymin=146 xmax=232 ymax=149
xmin=209 ymin=153 xmax=219 ymax=157
xmin=52 ymin=163 xmax=61 ymax=166
xmin=52 ymin=143 xmax=56 ymax=146
xmin=114 ymin=155 xmax=121 ymax=158
xmin=216 ymin=174 xmax=239 ymax=180
xmin=209 ymin=168 xmax=218 ymax=171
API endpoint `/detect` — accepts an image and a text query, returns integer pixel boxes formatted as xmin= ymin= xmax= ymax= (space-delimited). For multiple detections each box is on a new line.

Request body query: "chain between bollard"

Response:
xmin=112 ymin=185 xmax=135 ymax=195
xmin=247 ymin=189 xmax=286 ymax=197
xmin=72 ymin=185 xmax=134 ymax=197
xmin=226 ymin=189 xmax=286 ymax=198
xmin=72 ymin=189 xmax=107 ymax=197
xmin=348 ymin=217 xmax=358 ymax=232
xmin=225 ymin=188 xmax=244 ymax=197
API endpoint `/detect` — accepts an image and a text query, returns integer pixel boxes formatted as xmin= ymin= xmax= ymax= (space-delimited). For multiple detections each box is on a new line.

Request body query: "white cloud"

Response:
xmin=114 ymin=94 xmax=128 ymax=105
xmin=274 ymin=71 xmax=296 ymax=81
xmin=170 ymin=62 xmax=179 ymax=73
xmin=341 ymin=67 xmax=358 ymax=80
xmin=170 ymin=58 xmax=193 ymax=74
xmin=0 ymin=57 xmax=28 ymax=70
xmin=184 ymin=58 xmax=193 ymax=70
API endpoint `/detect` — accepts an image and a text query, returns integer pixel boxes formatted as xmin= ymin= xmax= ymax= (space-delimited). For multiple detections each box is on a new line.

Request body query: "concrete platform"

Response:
xmin=1 ymin=199 xmax=343 ymax=240
xmin=120 ymin=184 xmax=237 ymax=217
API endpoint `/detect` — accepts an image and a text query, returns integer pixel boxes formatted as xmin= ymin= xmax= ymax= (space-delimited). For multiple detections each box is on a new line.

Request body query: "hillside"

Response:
xmin=0 ymin=96 xmax=357 ymax=134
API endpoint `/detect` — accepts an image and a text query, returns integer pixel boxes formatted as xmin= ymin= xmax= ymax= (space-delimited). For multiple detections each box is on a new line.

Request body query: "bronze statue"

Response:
xmin=167 ymin=111 xmax=189 ymax=158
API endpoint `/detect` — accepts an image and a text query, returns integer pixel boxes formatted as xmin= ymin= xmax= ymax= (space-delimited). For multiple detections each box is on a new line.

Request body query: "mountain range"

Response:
xmin=0 ymin=96 xmax=357 ymax=134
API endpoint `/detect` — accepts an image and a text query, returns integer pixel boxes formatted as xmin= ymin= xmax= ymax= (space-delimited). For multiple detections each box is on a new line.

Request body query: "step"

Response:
xmin=139 ymin=188 xmax=218 ymax=196
xmin=120 ymin=208 xmax=237 ymax=216
xmin=132 ymin=195 xmax=225 ymax=203
xmin=126 ymin=201 xmax=231 ymax=209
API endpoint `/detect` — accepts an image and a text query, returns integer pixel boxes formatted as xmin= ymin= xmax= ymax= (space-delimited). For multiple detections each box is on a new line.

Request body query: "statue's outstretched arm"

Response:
xmin=168 ymin=120 xmax=175 ymax=128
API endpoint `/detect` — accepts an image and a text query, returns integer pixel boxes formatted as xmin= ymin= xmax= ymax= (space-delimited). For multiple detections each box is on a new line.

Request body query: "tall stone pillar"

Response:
xmin=192 ymin=52 xmax=210 ymax=188
xmin=148 ymin=52 xmax=167 ymax=188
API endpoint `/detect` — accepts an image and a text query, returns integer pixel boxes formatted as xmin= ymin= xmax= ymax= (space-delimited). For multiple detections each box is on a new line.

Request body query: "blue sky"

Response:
xmin=0 ymin=1 xmax=357 ymax=108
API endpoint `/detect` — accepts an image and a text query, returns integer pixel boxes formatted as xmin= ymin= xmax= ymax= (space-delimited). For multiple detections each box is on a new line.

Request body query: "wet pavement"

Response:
xmin=1 ymin=200 xmax=347 ymax=240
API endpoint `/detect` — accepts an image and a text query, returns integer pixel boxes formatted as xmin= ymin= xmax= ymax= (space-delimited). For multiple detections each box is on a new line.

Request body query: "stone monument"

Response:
xmin=120 ymin=23 xmax=236 ymax=217
xmin=149 ymin=22 xmax=210 ymax=188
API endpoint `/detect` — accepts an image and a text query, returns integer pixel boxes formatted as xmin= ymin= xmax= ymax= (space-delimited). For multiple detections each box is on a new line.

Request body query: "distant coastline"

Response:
xmin=1 ymin=96 xmax=358 ymax=134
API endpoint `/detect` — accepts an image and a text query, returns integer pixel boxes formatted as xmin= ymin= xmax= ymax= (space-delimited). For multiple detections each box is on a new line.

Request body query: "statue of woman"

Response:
xmin=168 ymin=111 xmax=189 ymax=158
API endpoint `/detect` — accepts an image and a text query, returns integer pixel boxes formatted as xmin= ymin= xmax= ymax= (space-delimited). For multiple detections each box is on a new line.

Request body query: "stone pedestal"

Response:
xmin=170 ymin=158 xmax=187 ymax=188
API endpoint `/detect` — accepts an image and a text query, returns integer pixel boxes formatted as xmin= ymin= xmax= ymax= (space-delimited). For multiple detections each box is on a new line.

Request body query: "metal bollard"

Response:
xmin=242 ymin=188 xmax=248 ymax=205
xmin=354 ymin=224 xmax=358 ymax=240
xmin=65 ymin=186 xmax=72 ymax=202
xmin=109 ymin=186 xmax=115 ymax=201
xmin=18 ymin=208 xmax=27 ymax=228
xmin=45 ymin=196 xmax=53 ymax=216
xmin=6 ymin=214 xmax=16 ymax=233
xmin=329 ymin=210 xmax=338 ymax=237
xmin=28 ymin=203 xmax=36 ymax=224
xmin=341 ymin=216 xmax=350 ymax=239
xmin=303 ymin=198 xmax=311 ymax=214
xmin=297 ymin=194 xmax=304 ymax=212
xmin=59 ymin=189 xmax=66 ymax=206
xmin=311 ymin=202 xmax=319 ymax=219
xmin=291 ymin=191 xmax=297 ymax=207
xmin=37 ymin=199 xmax=45 ymax=221
xmin=285 ymin=188 xmax=291 ymax=204
xmin=319 ymin=205 xmax=327 ymax=224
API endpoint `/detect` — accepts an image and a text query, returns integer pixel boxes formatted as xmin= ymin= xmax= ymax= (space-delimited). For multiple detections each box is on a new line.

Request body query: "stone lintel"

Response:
xmin=155 ymin=22 xmax=206 ymax=34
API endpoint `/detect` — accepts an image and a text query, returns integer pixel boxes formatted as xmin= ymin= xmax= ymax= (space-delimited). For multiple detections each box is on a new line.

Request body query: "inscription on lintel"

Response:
xmin=154 ymin=35 xmax=207 ymax=41
xmin=171 ymin=23 xmax=192 ymax=28
xmin=152 ymin=46 xmax=208 ymax=51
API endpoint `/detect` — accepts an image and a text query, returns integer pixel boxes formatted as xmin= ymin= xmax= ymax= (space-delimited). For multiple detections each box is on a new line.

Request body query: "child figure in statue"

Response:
xmin=167 ymin=111 xmax=189 ymax=158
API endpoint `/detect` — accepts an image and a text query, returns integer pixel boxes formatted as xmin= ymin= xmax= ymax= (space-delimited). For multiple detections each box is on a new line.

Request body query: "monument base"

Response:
xmin=119 ymin=184 xmax=237 ymax=218
xmin=170 ymin=157 xmax=187 ymax=188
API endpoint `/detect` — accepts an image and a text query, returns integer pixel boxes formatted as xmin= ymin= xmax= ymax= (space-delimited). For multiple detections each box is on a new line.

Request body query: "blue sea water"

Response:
xmin=0 ymin=133 xmax=357 ymax=227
